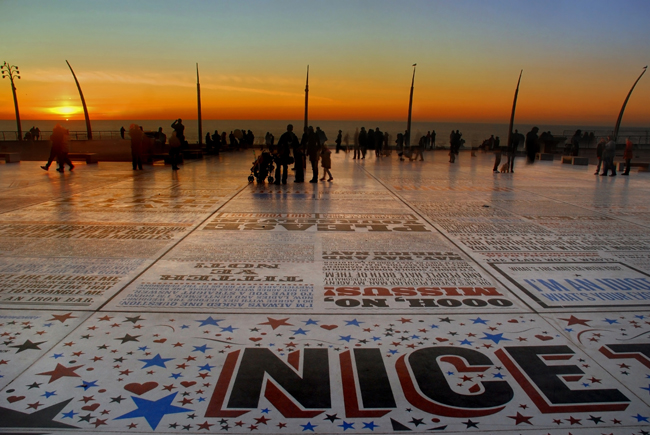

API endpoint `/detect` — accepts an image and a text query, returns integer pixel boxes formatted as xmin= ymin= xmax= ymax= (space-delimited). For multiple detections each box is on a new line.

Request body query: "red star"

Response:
xmin=508 ymin=412 xmax=533 ymax=425
xmin=277 ymin=422 xmax=287 ymax=428
xmin=37 ymin=363 xmax=83 ymax=383
xmin=176 ymin=363 xmax=188 ymax=369
xmin=98 ymin=315 xmax=113 ymax=321
xmin=27 ymin=401 xmax=42 ymax=409
xmin=87 ymin=326 xmax=98 ymax=330
xmin=259 ymin=317 xmax=293 ymax=330
xmin=589 ymin=377 xmax=601 ymax=383
xmin=128 ymin=423 xmax=138 ymax=428
xmin=235 ymin=421 xmax=245 ymax=427
xmin=35 ymin=331 xmax=46 ymax=336
xmin=185 ymin=356 xmax=196 ymax=361
xmin=198 ymin=421 xmax=214 ymax=430
xmin=93 ymin=418 xmax=107 ymax=427
xmin=163 ymin=384 xmax=176 ymax=391
xmin=284 ymin=342 xmax=298 ymax=348
xmin=63 ymin=341 xmax=75 ymax=347
xmin=72 ymin=351 xmax=84 ymax=356
xmin=92 ymin=356 xmax=103 ymax=362
xmin=48 ymin=313 xmax=76 ymax=323
xmin=566 ymin=416 xmax=582 ymax=425
xmin=559 ymin=316 xmax=591 ymax=326
xmin=197 ymin=373 xmax=210 ymax=379
xmin=255 ymin=416 xmax=271 ymax=425
xmin=398 ymin=318 xmax=412 ymax=324
xmin=173 ymin=342 xmax=184 ymax=347
xmin=80 ymin=396 xmax=94 ymax=403
xmin=460 ymin=375 xmax=472 ymax=382
xmin=0 ymin=360 xmax=7 ymax=365
xmin=120 ymin=369 xmax=133 ymax=376
xmin=612 ymin=418 xmax=621 ymax=424
xmin=248 ymin=424 xmax=258 ymax=431
xmin=179 ymin=398 xmax=193 ymax=405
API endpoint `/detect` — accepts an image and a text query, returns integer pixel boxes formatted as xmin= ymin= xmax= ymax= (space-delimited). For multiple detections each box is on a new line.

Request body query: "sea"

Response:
xmin=2 ymin=120 xmax=649 ymax=147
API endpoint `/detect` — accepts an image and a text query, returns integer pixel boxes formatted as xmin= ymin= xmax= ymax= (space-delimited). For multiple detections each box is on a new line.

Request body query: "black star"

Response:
xmin=78 ymin=413 xmax=94 ymax=422
xmin=187 ymin=413 xmax=197 ymax=420
xmin=10 ymin=339 xmax=46 ymax=353
xmin=169 ymin=423 xmax=179 ymax=428
xmin=463 ymin=419 xmax=479 ymax=428
xmin=587 ymin=415 xmax=603 ymax=424
xmin=219 ymin=419 xmax=229 ymax=425
xmin=97 ymin=344 xmax=108 ymax=350
xmin=324 ymin=414 xmax=340 ymax=422
xmin=80 ymin=335 xmax=92 ymax=339
xmin=27 ymin=382 xmax=42 ymax=389
xmin=0 ymin=398 xmax=76 ymax=429
xmin=182 ymin=424 xmax=192 ymax=430
xmin=114 ymin=334 xmax=140 ymax=344
xmin=409 ymin=418 xmax=425 ymax=427
xmin=221 ymin=424 xmax=230 ymax=430
xmin=110 ymin=395 xmax=125 ymax=403
xmin=114 ymin=357 xmax=125 ymax=363
xmin=439 ymin=317 xmax=453 ymax=323
xmin=250 ymin=327 xmax=260 ymax=332
xmin=124 ymin=315 xmax=144 ymax=324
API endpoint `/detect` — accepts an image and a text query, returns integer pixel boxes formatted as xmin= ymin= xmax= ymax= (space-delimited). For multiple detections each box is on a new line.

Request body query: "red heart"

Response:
xmin=7 ymin=396 xmax=25 ymax=403
xmin=507 ymin=319 xmax=519 ymax=323
xmin=180 ymin=381 xmax=196 ymax=388
xmin=249 ymin=337 xmax=262 ymax=342
xmin=320 ymin=325 xmax=338 ymax=330
xmin=124 ymin=382 xmax=158 ymax=395
xmin=82 ymin=403 xmax=100 ymax=411
xmin=153 ymin=338 xmax=166 ymax=343
xmin=535 ymin=335 xmax=553 ymax=341
xmin=435 ymin=337 xmax=449 ymax=342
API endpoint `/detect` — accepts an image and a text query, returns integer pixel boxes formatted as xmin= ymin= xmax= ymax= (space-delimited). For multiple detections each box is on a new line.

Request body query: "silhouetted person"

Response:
xmin=275 ymin=124 xmax=298 ymax=185
xmin=320 ymin=146 xmax=333 ymax=181
xmin=316 ymin=127 xmax=327 ymax=147
xmin=358 ymin=127 xmax=367 ymax=159
xmin=375 ymin=127 xmax=383 ymax=157
xmin=335 ymin=130 xmax=342 ymax=153
xmin=431 ymin=130 xmax=436 ymax=149
xmin=306 ymin=126 xmax=321 ymax=182
xmin=622 ymin=138 xmax=633 ymax=176
xmin=601 ymin=136 xmax=616 ymax=176
xmin=41 ymin=124 xmax=72 ymax=172
xmin=211 ymin=130 xmax=221 ymax=154
xmin=525 ymin=127 xmax=539 ymax=163
xmin=129 ymin=124 xmax=144 ymax=170
xmin=120 ymin=126 xmax=125 ymax=139
xmin=594 ymin=138 xmax=606 ymax=175
xmin=171 ymin=119 xmax=185 ymax=146
xmin=169 ymin=131 xmax=181 ymax=170
xmin=353 ymin=127 xmax=360 ymax=159
xmin=492 ymin=136 xmax=502 ymax=172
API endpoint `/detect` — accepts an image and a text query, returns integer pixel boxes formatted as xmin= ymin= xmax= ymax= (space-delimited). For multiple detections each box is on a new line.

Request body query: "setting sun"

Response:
xmin=49 ymin=105 xmax=82 ymax=116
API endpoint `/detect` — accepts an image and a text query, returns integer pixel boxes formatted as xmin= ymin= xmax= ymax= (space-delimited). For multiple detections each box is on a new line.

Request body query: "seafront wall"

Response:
xmin=0 ymin=139 xmax=136 ymax=161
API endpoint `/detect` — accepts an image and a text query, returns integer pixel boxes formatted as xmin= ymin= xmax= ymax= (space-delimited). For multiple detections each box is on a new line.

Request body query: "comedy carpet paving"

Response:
xmin=1 ymin=150 xmax=650 ymax=435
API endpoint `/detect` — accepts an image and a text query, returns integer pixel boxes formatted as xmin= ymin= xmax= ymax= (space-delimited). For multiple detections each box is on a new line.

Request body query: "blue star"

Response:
xmin=481 ymin=332 xmax=511 ymax=344
xmin=430 ymin=324 xmax=439 ymax=329
xmin=180 ymin=325 xmax=189 ymax=329
xmin=138 ymin=346 xmax=149 ymax=352
xmin=636 ymin=315 xmax=646 ymax=319
xmin=371 ymin=336 xmax=381 ymax=341
xmin=304 ymin=319 xmax=319 ymax=325
xmin=198 ymin=364 xmax=215 ymax=372
xmin=61 ymin=410 xmax=78 ymax=419
xmin=42 ymin=391 xmax=57 ymax=398
xmin=493 ymin=373 xmax=505 ymax=379
xmin=344 ymin=319 xmax=363 ymax=327
xmin=459 ymin=339 xmax=473 ymax=346
xmin=447 ymin=371 xmax=454 ymax=376
xmin=603 ymin=318 xmax=618 ymax=324
xmin=410 ymin=335 xmax=420 ymax=340
xmin=220 ymin=325 xmax=238 ymax=333
xmin=51 ymin=353 xmax=64 ymax=359
xmin=363 ymin=421 xmax=379 ymax=431
xmin=301 ymin=422 xmax=317 ymax=431
xmin=291 ymin=328 xmax=309 ymax=335
xmin=170 ymin=373 xmax=182 ymax=379
xmin=196 ymin=316 xmax=223 ymax=327
xmin=339 ymin=335 xmax=354 ymax=342
xmin=197 ymin=397 xmax=205 ymax=402
xmin=470 ymin=317 xmax=488 ymax=325
xmin=641 ymin=385 xmax=650 ymax=394
xmin=261 ymin=408 xmax=270 ymax=414
xmin=139 ymin=354 xmax=174 ymax=369
xmin=565 ymin=328 xmax=573 ymax=333
xmin=76 ymin=380 xmax=98 ymax=390
xmin=633 ymin=414 xmax=649 ymax=422
xmin=192 ymin=344 xmax=212 ymax=353
xmin=43 ymin=323 xmax=53 ymax=327
xmin=115 ymin=392 xmax=192 ymax=430
xmin=582 ymin=383 xmax=590 ymax=387
xmin=338 ymin=421 xmax=354 ymax=430
xmin=388 ymin=349 xmax=399 ymax=355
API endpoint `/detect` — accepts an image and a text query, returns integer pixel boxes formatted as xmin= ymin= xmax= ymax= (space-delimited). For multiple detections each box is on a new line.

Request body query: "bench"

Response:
xmin=561 ymin=155 xmax=573 ymax=164
xmin=67 ymin=153 xmax=98 ymax=164
xmin=618 ymin=161 xmax=649 ymax=172
xmin=536 ymin=153 xmax=554 ymax=161
xmin=0 ymin=153 xmax=20 ymax=163
xmin=571 ymin=157 xmax=588 ymax=165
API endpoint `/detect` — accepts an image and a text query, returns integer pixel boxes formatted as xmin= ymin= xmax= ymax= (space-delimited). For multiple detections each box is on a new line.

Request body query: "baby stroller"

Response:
xmin=249 ymin=150 xmax=275 ymax=184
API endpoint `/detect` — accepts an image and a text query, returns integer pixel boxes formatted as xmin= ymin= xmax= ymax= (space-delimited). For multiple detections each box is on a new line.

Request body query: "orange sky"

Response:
xmin=1 ymin=1 xmax=649 ymax=126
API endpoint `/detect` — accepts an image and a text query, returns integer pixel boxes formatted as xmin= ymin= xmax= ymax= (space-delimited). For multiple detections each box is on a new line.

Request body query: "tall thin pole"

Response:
xmin=406 ymin=64 xmax=416 ymax=147
xmin=613 ymin=66 xmax=647 ymax=142
xmin=304 ymin=65 xmax=309 ymax=132
xmin=507 ymin=70 xmax=523 ymax=151
xmin=66 ymin=60 xmax=92 ymax=140
xmin=197 ymin=63 xmax=203 ymax=146
xmin=1 ymin=62 xmax=22 ymax=141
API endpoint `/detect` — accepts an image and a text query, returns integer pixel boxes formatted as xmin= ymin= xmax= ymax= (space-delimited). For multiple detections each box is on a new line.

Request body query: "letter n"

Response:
xmin=205 ymin=348 xmax=330 ymax=418
xmin=340 ymin=349 xmax=395 ymax=417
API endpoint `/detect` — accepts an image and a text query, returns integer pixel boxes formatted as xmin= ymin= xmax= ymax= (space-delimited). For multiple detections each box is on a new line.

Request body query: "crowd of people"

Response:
xmin=38 ymin=121 xmax=640 ymax=178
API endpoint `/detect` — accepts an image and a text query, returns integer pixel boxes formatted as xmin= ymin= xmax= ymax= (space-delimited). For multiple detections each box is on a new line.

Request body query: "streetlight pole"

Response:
xmin=1 ymin=62 xmax=22 ymax=141
xmin=406 ymin=64 xmax=416 ymax=147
